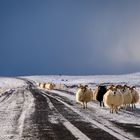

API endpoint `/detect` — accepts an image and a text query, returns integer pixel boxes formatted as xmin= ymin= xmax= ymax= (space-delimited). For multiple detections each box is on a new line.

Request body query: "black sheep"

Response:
xmin=96 ymin=85 xmax=107 ymax=107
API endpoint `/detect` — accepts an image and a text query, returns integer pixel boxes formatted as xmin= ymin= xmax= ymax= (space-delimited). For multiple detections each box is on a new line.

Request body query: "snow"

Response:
xmin=26 ymin=73 xmax=140 ymax=89
xmin=27 ymin=73 xmax=140 ymax=101
xmin=27 ymin=73 xmax=140 ymax=140
xmin=18 ymin=90 xmax=35 ymax=138
xmin=0 ymin=88 xmax=35 ymax=140
xmin=45 ymin=91 xmax=133 ymax=140
xmin=0 ymin=77 xmax=26 ymax=93
xmin=45 ymin=94 xmax=91 ymax=140
xmin=0 ymin=73 xmax=140 ymax=139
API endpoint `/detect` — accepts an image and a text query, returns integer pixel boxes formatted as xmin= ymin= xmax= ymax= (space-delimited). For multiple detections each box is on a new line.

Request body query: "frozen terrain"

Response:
xmin=0 ymin=73 xmax=140 ymax=140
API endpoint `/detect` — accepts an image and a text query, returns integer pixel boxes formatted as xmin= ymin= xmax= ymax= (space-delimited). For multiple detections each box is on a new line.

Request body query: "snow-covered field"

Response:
xmin=0 ymin=73 xmax=140 ymax=140
xmin=27 ymin=73 xmax=140 ymax=134
xmin=0 ymin=77 xmax=26 ymax=93
xmin=27 ymin=72 xmax=140 ymax=101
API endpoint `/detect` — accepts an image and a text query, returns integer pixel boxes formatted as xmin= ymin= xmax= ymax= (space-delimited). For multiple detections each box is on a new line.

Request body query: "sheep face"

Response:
xmin=112 ymin=90 xmax=117 ymax=95
xmin=77 ymin=85 xmax=87 ymax=92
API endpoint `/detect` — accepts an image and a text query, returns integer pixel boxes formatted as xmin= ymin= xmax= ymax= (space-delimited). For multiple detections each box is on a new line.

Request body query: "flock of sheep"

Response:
xmin=76 ymin=84 xmax=139 ymax=113
xmin=39 ymin=82 xmax=55 ymax=90
xmin=38 ymin=82 xmax=139 ymax=114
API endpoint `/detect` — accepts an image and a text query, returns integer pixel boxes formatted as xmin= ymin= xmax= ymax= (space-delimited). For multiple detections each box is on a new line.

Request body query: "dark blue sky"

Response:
xmin=1 ymin=0 xmax=140 ymax=76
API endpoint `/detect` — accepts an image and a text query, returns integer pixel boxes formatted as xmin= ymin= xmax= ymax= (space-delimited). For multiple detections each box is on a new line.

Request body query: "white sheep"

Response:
xmin=103 ymin=86 xmax=124 ymax=113
xmin=59 ymin=83 xmax=64 ymax=90
xmin=129 ymin=86 xmax=139 ymax=109
xmin=76 ymin=85 xmax=83 ymax=104
xmin=44 ymin=82 xmax=55 ymax=90
xmin=118 ymin=85 xmax=132 ymax=110
xmin=76 ymin=85 xmax=93 ymax=109
xmin=39 ymin=83 xmax=45 ymax=89
xmin=92 ymin=89 xmax=97 ymax=101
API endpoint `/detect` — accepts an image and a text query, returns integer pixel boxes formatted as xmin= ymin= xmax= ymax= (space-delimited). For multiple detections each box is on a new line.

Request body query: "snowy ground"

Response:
xmin=27 ymin=73 xmax=140 ymax=139
xmin=0 ymin=73 xmax=140 ymax=140
xmin=0 ymin=77 xmax=26 ymax=93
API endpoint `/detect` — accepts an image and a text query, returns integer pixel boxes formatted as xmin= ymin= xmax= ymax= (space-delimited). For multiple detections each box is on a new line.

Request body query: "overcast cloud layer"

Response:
xmin=0 ymin=0 xmax=140 ymax=76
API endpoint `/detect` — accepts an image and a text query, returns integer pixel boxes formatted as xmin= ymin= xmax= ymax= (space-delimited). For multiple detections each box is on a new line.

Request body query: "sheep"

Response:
xmin=103 ymin=86 xmax=124 ymax=113
xmin=44 ymin=82 xmax=55 ymax=90
xmin=92 ymin=89 xmax=97 ymax=101
xmin=129 ymin=86 xmax=139 ymax=109
xmin=76 ymin=84 xmax=85 ymax=105
xmin=39 ymin=83 xmax=45 ymax=89
xmin=117 ymin=85 xmax=132 ymax=110
xmin=76 ymin=85 xmax=93 ymax=109
xmin=122 ymin=85 xmax=132 ymax=109
xmin=0 ymin=88 xmax=3 ymax=93
xmin=94 ymin=85 xmax=107 ymax=107
xmin=59 ymin=83 xmax=65 ymax=90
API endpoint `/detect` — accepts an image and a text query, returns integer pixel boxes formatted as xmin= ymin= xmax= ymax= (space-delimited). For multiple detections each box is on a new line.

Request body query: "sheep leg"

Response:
xmin=132 ymin=104 xmax=134 ymax=109
xmin=110 ymin=108 xmax=113 ymax=113
xmin=115 ymin=107 xmax=118 ymax=114
xmin=128 ymin=104 xmax=131 ymax=110
xmin=100 ymin=102 xmax=102 ymax=107
xmin=114 ymin=107 xmax=118 ymax=114
xmin=85 ymin=102 xmax=87 ymax=109
xmin=131 ymin=104 xmax=136 ymax=110
xmin=110 ymin=108 xmax=112 ymax=113
xmin=134 ymin=104 xmax=136 ymax=109
xmin=111 ymin=108 xmax=113 ymax=114
xmin=123 ymin=104 xmax=126 ymax=110
xmin=113 ymin=109 xmax=115 ymax=114
xmin=111 ymin=105 xmax=114 ymax=114
xmin=112 ymin=107 xmax=115 ymax=114
xmin=103 ymin=102 xmax=105 ymax=107
xmin=112 ymin=106 xmax=115 ymax=114
xmin=126 ymin=104 xmax=129 ymax=110
xmin=130 ymin=104 xmax=133 ymax=110
xmin=132 ymin=104 xmax=136 ymax=110
xmin=83 ymin=102 xmax=85 ymax=109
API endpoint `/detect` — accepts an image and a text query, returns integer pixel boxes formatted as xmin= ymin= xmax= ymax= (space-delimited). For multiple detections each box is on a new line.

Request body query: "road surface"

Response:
xmin=0 ymin=78 xmax=139 ymax=140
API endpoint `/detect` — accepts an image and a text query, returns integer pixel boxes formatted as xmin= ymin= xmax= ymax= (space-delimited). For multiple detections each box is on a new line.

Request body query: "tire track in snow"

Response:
xmin=120 ymin=109 xmax=140 ymax=117
xmin=16 ymin=78 xmax=138 ymax=140
xmin=18 ymin=90 xmax=35 ymax=139
xmin=44 ymin=94 xmax=91 ymax=140
xmin=0 ymin=88 xmax=33 ymax=140
xmin=42 ymin=92 xmax=119 ymax=140
xmin=16 ymin=78 xmax=77 ymax=140
xmin=24 ymin=88 xmax=76 ymax=140
xmin=44 ymin=89 xmax=140 ymax=140
xmin=43 ymin=91 xmax=133 ymax=140
xmin=20 ymin=89 xmax=56 ymax=139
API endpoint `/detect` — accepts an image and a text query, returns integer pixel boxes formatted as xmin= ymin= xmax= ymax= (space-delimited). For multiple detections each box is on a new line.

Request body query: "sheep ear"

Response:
xmin=107 ymin=86 xmax=111 ymax=90
xmin=107 ymin=85 xmax=113 ymax=90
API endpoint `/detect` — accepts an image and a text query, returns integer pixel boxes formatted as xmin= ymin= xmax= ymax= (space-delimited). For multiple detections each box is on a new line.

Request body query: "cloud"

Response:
xmin=85 ymin=13 xmax=140 ymax=74
xmin=107 ymin=29 xmax=140 ymax=66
